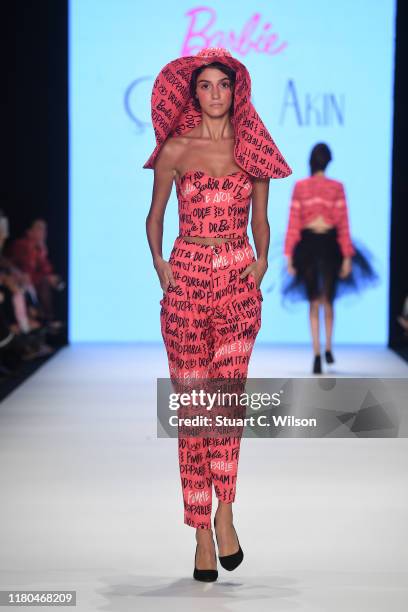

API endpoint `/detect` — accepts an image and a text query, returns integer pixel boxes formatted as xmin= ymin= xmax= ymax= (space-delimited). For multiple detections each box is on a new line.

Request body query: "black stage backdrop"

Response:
xmin=6 ymin=0 xmax=68 ymax=343
xmin=389 ymin=0 xmax=408 ymax=360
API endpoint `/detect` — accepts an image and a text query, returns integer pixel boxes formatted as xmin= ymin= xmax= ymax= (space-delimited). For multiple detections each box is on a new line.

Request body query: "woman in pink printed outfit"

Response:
xmin=283 ymin=143 xmax=378 ymax=374
xmin=145 ymin=47 xmax=291 ymax=581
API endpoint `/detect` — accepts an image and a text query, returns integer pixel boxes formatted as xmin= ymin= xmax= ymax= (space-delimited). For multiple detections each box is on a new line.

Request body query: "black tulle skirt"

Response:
xmin=281 ymin=228 xmax=379 ymax=304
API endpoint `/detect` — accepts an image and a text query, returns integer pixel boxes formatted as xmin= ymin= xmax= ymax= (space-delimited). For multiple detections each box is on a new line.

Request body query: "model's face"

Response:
xmin=195 ymin=68 xmax=234 ymax=117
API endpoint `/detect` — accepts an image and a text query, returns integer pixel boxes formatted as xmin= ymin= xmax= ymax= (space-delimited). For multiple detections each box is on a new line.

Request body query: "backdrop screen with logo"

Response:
xmin=69 ymin=0 xmax=396 ymax=343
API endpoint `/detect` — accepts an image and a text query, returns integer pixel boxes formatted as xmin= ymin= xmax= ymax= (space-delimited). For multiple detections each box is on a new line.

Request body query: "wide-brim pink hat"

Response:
xmin=143 ymin=47 xmax=292 ymax=180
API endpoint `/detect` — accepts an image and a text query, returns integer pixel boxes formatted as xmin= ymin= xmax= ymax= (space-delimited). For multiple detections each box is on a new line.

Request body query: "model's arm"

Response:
xmin=335 ymin=183 xmax=355 ymax=257
xmin=240 ymin=178 xmax=270 ymax=289
xmin=284 ymin=182 xmax=302 ymax=272
xmin=145 ymin=141 xmax=177 ymax=291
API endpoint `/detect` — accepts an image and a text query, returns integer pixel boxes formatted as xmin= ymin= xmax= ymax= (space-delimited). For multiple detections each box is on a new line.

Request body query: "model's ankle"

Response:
xmin=215 ymin=508 xmax=233 ymax=523
xmin=196 ymin=527 xmax=212 ymax=540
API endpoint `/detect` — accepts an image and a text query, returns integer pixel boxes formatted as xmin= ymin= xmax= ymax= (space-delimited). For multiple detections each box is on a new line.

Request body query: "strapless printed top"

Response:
xmin=175 ymin=169 xmax=253 ymax=239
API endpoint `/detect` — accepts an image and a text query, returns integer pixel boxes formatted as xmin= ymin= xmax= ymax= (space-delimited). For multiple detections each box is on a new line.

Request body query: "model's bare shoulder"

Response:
xmin=155 ymin=136 xmax=191 ymax=176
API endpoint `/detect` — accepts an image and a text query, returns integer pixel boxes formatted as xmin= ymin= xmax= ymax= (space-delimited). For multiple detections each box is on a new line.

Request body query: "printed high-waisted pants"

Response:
xmin=159 ymin=234 xmax=263 ymax=529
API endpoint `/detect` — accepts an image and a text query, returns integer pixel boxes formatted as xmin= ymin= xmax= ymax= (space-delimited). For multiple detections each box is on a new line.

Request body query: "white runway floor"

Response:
xmin=0 ymin=343 xmax=407 ymax=611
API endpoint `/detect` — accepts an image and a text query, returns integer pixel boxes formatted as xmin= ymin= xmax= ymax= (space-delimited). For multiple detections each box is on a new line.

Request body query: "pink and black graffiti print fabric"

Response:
xmin=176 ymin=169 xmax=252 ymax=239
xmin=160 ymin=235 xmax=262 ymax=380
xmin=143 ymin=47 xmax=292 ymax=180
xmin=160 ymin=235 xmax=262 ymax=528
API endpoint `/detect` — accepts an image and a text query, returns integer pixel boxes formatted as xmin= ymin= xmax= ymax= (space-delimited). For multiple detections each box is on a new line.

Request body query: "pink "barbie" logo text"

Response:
xmin=181 ymin=6 xmax=288 ymax=57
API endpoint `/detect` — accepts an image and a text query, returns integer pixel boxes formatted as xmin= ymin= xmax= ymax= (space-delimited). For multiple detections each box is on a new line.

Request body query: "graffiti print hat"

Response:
xmin=143 ymin=47 xmax=292 ymax=180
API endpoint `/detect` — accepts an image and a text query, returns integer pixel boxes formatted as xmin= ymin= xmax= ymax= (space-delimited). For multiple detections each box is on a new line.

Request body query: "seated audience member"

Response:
xmin=0 ymin=216 xmax=40 ymax=333
xmin=397 ymin=295 xmax=408 ymax=336
xmin=6 ymin=218 xmax=64 ymax=325
xmin=0 ymin=214 xmax=55 ymax=371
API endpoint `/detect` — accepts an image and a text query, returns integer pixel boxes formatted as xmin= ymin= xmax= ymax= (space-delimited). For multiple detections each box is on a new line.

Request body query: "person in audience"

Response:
xmin=6 ymin=218 xmax=64 ymax=326
xmin=0 ymin=213 xmax=57 ymax=381
xmin=397 ymin=295 xmax=408 ymax=336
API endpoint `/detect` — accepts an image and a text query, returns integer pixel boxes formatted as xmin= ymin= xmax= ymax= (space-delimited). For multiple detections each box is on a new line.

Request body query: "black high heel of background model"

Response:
xmin=325 ymin=349 xmax=335 ymax=364
xmin=214 ymin=516 xmax=244 ymax=571
xmin=193 ymin=544 xmax=218 ymax=582
xmin=313 ymin=354 xmax=322 ymax=374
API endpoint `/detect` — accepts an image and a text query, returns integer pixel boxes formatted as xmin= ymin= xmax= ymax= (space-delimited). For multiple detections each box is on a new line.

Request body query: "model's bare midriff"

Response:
xmin=304 ymin=215 xmax=335 ymax=233
xmin=179 ymin=236 xmax=236 ymax=245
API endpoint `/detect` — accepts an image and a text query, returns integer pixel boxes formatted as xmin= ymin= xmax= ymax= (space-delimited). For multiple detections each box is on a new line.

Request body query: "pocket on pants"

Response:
xmin=160 ymin=285 xmax=170 ymax=307
xmin=248 ymin=273 xmax=263 ymax=302
xmin=159 ymin=261 xmax=176 ymax=305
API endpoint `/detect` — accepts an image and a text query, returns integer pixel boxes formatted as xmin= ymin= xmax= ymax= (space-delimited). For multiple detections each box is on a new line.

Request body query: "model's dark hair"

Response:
xmin=309 ymin=143 xmax=332 ymax=174
xmin=190 ymin=61 xmax=236 ymax=113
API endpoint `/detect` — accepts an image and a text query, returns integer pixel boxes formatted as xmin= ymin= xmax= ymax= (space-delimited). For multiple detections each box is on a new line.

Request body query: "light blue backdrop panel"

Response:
xmin=69 ymin=0 xmax=396 ymax=342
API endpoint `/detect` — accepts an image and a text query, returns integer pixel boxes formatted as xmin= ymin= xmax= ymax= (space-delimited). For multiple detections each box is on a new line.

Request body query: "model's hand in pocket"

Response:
xmin=240 ymin=257 xmax=268 ymax=290
xmin=154 ymin=256 xmax=176 ymax=292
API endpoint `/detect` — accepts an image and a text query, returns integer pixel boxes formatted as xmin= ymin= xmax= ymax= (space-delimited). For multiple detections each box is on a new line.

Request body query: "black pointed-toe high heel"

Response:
xmin=214 ymin=516 xmax=244 ymax=571
xmin=193 ymin=544 xmax=218 ymax=582
xmin=313 ymin=354 xmax=322 ymax=374
xmin=325 ymin=349 xmax=335 ymax=364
